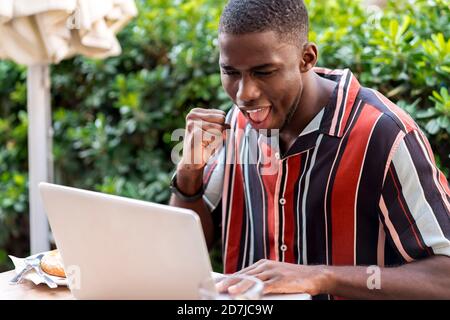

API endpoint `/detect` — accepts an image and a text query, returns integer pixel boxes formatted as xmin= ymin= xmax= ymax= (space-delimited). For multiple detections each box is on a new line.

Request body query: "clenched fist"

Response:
xmin=178 ymin=108 xmax=229 ymax=171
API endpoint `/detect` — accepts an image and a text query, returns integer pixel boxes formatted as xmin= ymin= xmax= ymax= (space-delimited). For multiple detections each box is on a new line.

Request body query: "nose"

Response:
xmin=237 ymin=75 xmax=261 ymax=104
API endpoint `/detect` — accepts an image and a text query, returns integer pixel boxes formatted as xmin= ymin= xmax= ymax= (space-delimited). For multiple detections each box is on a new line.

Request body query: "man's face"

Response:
xmin=219 ymin=31 xmax=304 ymax=131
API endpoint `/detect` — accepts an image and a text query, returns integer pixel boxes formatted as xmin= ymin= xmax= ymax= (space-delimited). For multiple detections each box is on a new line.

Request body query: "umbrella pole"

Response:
xmin=27 ymin=64 xmax=52 ymax=254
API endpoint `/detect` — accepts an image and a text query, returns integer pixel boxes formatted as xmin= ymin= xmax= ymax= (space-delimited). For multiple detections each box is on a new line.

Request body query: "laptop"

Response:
xmin=39 ymin=182 xmax=215 ymax=299
xmin=39 ymin=182 xmax=310 ymax=300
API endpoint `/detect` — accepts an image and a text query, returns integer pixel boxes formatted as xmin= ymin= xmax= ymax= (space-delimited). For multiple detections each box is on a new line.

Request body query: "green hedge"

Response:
xmin=0 ymin=0 xmax=448 ymax=271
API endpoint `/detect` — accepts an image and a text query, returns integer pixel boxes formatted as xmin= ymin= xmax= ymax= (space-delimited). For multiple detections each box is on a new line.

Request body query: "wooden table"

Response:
xmin=0 ymin=270 xmax=72 ymax=300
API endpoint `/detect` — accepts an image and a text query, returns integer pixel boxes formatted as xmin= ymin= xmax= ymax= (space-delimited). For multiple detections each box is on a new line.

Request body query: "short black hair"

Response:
xmin=219 ymin=0 xmax=309 ymax=45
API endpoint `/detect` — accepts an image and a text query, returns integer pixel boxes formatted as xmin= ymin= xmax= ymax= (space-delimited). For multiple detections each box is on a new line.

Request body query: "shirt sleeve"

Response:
xmin=202 ymin=105 xmax=236 ymax=212
xmin=379 ymin=129 xmax=450 ymax=262
xmin=202 ymin=146 xmax=225 ymax=212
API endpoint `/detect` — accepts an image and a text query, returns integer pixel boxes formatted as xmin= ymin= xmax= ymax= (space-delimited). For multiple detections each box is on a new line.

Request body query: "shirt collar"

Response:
xmin=314 ymin=67 xmax=361 ymax=138
xmin=299 ymin=107 xmax=324 ymax=137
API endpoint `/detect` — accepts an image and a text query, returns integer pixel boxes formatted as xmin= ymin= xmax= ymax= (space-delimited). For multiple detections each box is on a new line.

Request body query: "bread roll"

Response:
xmin=40 ymin=249 xmax=66 ymax=278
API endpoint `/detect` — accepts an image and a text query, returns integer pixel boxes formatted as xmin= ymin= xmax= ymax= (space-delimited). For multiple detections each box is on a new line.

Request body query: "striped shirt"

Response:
xmin=203 ymin=68 xmax=450 ymax=284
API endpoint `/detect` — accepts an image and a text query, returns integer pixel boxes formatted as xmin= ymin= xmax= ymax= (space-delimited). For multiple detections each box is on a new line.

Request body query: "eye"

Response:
xmin=221 ymin=69 xmax=240 ymax=76
xmin=253 ymin=70 xmax=276 ymax=77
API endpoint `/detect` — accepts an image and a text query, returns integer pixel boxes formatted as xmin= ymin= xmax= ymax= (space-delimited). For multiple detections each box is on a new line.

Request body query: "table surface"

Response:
xmin=0 ymin=270 xmax=72 ymax=300
xmin=0 ymin=270 xmax=311 ymax=300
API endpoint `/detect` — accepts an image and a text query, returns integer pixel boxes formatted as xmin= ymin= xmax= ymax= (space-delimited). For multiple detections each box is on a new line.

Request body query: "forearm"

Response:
xmin=169 ymin=194 xmax=214 ymax=248
xmin=168 ymin=167 xmax=215 ymax=249
xmin=321 ymin=256 xmax=450 ymax=299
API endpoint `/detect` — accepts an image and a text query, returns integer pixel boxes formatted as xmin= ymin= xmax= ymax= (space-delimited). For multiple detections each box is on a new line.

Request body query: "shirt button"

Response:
xmin=279 ymin=198 xmax=286 ymax=205
xmin=280 ymin=244 xmax=288 ymax=252
xmin=274 ymin=152 xmax=280 ymax=160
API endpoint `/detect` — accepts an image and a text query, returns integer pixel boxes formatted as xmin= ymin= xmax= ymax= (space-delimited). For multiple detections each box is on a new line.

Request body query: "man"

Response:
xmin=169 ymin=0 xmax=450 ymax=299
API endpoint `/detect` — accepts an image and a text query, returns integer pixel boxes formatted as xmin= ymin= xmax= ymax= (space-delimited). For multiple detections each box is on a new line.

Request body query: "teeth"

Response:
xmin=247 ymin=108 xmax=265 ymax=113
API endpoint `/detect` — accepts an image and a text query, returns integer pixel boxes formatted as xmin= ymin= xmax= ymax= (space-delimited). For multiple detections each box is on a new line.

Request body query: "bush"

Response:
xmin=0 ymin=0 xmax=448 ymax=272
xmin=307 ymin=0 xmax=450 ymax=172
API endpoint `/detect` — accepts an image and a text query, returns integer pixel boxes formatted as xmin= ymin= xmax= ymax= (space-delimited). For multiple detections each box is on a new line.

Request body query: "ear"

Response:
xmin=300 ymin=42 xmax=318 ymax=73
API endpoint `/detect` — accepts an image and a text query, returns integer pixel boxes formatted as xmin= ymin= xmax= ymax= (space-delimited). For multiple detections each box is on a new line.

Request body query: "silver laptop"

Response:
xmin=39 ymin=182 xmax=215 ymax=299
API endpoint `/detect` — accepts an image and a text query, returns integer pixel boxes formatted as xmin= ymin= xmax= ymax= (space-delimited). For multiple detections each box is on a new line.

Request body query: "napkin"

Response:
xmin=8 ymin=253 xmax=67 ymax=287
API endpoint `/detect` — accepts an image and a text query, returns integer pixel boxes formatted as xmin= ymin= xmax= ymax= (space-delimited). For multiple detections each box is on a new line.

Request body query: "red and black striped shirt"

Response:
xmin=203 ymin=68 xmax=450 ymax=284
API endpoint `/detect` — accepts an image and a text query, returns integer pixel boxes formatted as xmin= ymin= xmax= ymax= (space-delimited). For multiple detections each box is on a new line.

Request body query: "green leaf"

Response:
xmin=432 ymin=90 xmax=444 ymax=103
xmin=389 ymin=19 xmax=399 ymax=43
xmin=416 ymin=109 xmax=437 ymax=119
xmin=425 ymin=119 xmax=441 ymax=135
xmin=437 ymin=116 xmax=450 ymax=129
xmin=396 ymin=16 xmax=411 ymax=44
xmin=0 ymin=250 xmax=7 ymax=264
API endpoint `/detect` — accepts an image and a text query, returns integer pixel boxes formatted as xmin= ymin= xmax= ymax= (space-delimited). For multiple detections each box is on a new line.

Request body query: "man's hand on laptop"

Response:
xmin=225 ymin=259 xmax=328 ymax=296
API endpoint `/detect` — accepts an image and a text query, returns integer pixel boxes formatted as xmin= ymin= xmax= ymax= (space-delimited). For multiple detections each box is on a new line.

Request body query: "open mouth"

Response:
xmin=245 ymin=106 xmax=271 ymax=124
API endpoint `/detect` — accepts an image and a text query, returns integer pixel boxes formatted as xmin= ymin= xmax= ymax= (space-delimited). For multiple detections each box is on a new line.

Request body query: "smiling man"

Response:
xmin=169 ymin=0 xmax=450 ymax=299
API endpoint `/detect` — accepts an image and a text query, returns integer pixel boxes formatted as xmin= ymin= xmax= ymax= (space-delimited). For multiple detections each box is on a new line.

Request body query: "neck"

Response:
xmin=279 ymin=71 xmax=336 ymax=153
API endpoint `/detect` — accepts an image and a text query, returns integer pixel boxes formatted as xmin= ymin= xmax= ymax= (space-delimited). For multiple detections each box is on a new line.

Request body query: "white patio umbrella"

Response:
xmin=0 ymin=0 xmax=138 ymax=254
